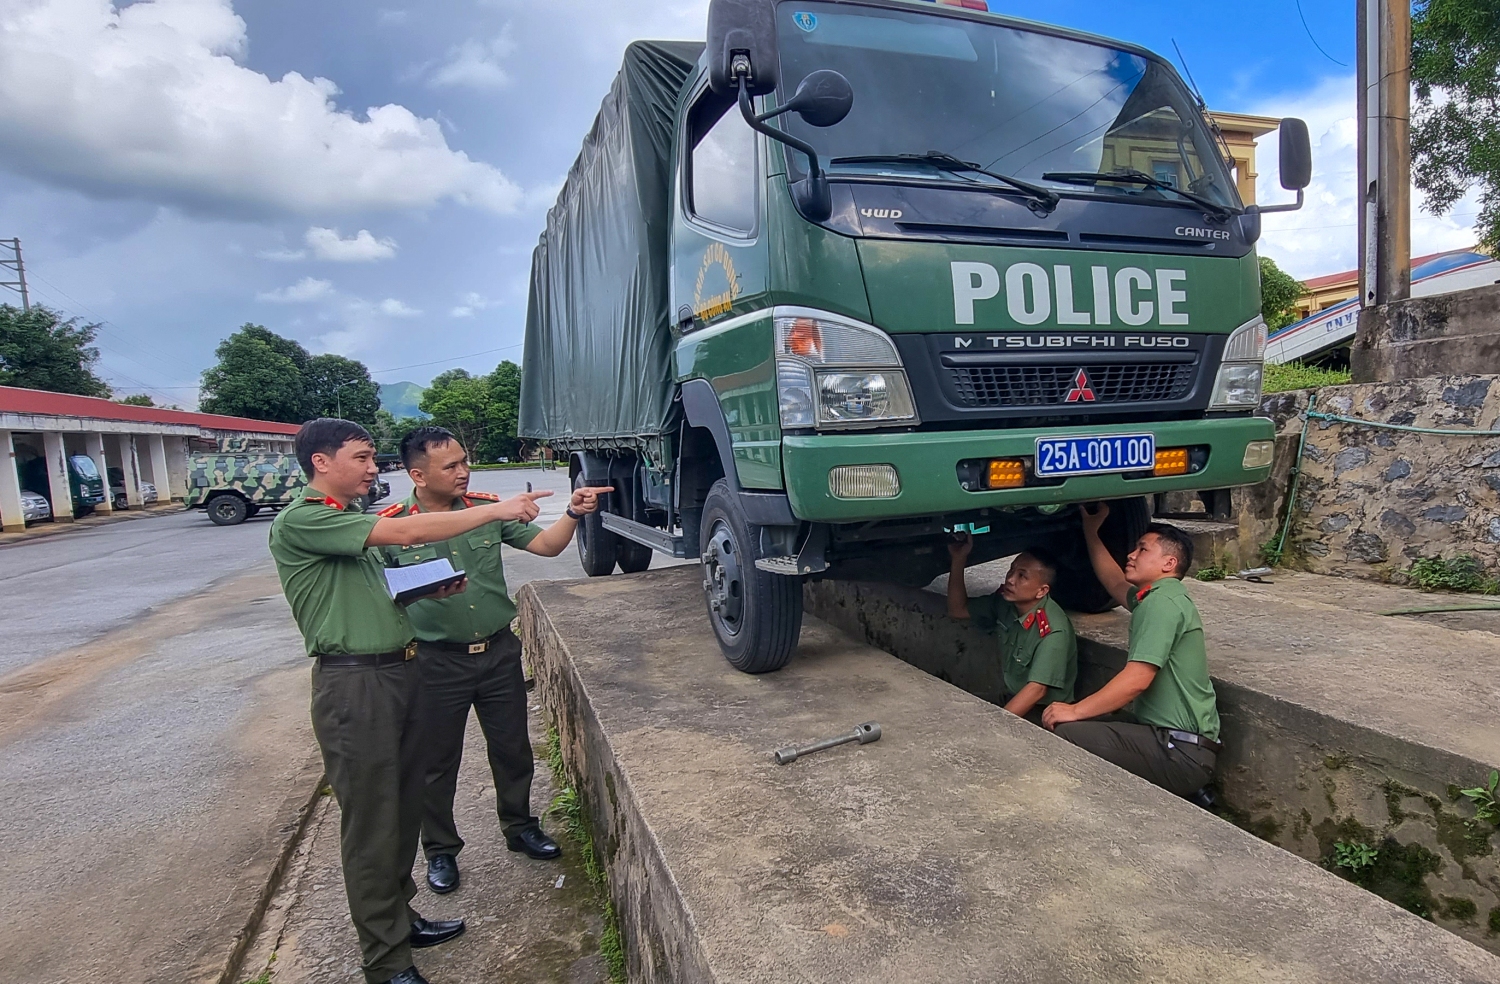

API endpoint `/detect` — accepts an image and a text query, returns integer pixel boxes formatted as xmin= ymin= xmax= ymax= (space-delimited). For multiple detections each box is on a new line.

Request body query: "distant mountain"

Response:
xmin=379 ymin=381 xmax=429 ymax=420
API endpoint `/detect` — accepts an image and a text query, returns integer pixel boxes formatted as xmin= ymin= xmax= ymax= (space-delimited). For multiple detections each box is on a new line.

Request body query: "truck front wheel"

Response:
xmin=700 ymin=479 xmax=802 ymax=673
xmin=207 ymin=494 xmax=248 ymax=526
xmin=574 ymin=472 xmax=619 ymax=576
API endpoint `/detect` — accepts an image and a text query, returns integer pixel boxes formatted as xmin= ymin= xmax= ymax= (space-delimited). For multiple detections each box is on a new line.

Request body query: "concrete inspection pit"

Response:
xmin=519 ymin=568 xmax=1500 ymax=983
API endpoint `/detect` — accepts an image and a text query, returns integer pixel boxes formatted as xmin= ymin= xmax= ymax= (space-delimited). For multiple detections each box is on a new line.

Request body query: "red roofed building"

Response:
xmin=1292 ymin=250 xmax=1465 ymax=321
xmin=0 ymin=384 xmax=300 ymax=532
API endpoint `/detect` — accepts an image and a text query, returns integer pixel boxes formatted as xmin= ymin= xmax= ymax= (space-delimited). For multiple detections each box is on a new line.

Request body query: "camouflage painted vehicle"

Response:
xmin=185 ymin=450 xmax=389 ymax=526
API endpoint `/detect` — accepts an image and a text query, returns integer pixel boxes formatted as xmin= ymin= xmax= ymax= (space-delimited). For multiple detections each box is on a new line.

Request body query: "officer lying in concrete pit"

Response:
xmin=1042 ymin=504 xmax=1222 ymax=801
xmin=946 ymin=536 xmax=1078 ymax=721
xmin=378 ymin=426 xmax=611 ymax=900
xmin=269 ymin=418 xmax=554 ymax=984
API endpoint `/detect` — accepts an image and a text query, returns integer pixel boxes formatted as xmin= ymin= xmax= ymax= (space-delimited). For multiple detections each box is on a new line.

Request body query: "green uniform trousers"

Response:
xmin=417 ymin=629 xmax=537 ymax=859
xmin=310 ymin=658 xmax=425 ymax=984
xmin=1054 ymin=717 xmax=1216 ymax=798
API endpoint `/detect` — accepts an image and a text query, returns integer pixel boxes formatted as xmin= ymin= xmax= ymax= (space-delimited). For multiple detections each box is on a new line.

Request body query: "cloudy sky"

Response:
xmin=0 ymin=0 xmax=1481 ymax=405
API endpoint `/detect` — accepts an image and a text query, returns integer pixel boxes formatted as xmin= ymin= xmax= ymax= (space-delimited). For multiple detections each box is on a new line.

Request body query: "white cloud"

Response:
xmin=429 ymin=32 xmax=514 ymax=90
xmin=305 ymin=226 xmax=398 ymax=262
xmin=257 ymin=276 xmax=333 ymax=302
xmin=378 ymin=298 xmax=421 ymax=317
xmin=1252 ymin=76 xmax=1480 ymax=280
xmin=449 ymin=291 xmax=495 ymax=318
xmin=0 ymin=0 xmax=523 ymax=217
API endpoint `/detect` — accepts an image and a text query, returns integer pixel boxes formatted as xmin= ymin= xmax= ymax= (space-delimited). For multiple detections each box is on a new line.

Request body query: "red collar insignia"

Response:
xmin=1021 ymin=605 xmax=1051 ymax=638
xmin=1136 ymin=585 xmax=1153 ymax=602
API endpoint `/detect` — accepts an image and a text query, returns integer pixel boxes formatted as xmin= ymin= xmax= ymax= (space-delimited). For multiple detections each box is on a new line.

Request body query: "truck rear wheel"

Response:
xmin=617 ymin=539 xmax=653 ymax=573
xmin=574 ymin=473 xmax=619 ymax=576
xmin=1047 ymin=496 xmax=1150 ymax=613
xmin=700 ymin=479 xmax=802 ymax=673
xmin=207 ymin=494 xmax=248 ymax=526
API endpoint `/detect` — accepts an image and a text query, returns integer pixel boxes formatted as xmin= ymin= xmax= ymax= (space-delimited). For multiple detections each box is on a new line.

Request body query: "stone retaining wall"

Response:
xmin=1232 ymin=377 xmax=1500 ymax=582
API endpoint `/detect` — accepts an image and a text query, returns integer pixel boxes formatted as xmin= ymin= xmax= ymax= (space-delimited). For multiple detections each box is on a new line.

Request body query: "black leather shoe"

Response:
xmin=410 ymin=916 xmax=466 ymax=949
xmin=1189 ymin=786 xmax=1218 ymax=810
xmin=506 ymin=826 xmax=562 ymax=860
xmin=426 ymin=853 xmax=459 ymax=894
xmin=383 ymin=968 xmax=429 ymax=984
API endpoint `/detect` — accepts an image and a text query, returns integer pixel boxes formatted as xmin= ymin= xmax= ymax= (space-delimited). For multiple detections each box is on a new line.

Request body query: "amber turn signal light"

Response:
xmin=987 ymin=459 xmax=1026 ymax=489
xmin=1153 ymin=447 xmax=1189 ymax=477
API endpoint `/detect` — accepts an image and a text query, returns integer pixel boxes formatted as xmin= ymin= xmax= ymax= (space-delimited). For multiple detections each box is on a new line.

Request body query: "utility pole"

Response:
xmin=0 ymin=238 xmax=29 ymax=311
xmin=1357 ymin=0 xmax=1411 ymax=308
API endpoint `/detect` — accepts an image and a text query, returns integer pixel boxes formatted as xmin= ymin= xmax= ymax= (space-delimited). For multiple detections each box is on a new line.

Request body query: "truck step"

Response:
xmin=600 ymin=513 xmax=686 ymax=558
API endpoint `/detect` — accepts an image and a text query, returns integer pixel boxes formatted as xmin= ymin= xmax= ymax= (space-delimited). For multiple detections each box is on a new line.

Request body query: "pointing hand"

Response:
xmin=496 ymin=490 xmax=553 ymax=523
xmin=570 ymin=485 xmax=615 ymax=516
xmin=1079 ymin=501 xmax=1109 ymax=539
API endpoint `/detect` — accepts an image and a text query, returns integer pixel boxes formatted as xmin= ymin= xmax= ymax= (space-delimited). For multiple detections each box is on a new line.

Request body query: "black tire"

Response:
xmin=699 ymin=479 xmax=802 ymax=673
xmin=1047 ymin=496 xmax=1151 ymax=613
xmin=207 ymin=494 xmax=248 ymax=526
xmin=616 ymin=538 xmax=653 ymax=573
xmin=113 ymin=493 xmax=128 ymax=511
xmin=574 ymin=472 xmax=619 ymax=576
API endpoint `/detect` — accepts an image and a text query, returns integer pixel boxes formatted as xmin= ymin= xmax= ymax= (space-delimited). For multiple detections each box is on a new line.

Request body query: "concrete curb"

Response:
xmin=0 ymin=502 xmax=186 ymax=547
xmin=215 ymin=770 xmax=328 ymax=984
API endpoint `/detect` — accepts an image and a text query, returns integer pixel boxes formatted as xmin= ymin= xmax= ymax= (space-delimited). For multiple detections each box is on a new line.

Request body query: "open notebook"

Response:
xmin=383 ymin=558 xmax=466 ymax=604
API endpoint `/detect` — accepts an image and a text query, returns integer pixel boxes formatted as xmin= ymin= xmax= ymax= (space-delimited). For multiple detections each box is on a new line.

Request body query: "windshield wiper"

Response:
xmin=831 ymin=152 xmax=1060 ymax=212
xmin=1041 ymin=168 xmax=1236 ymax=220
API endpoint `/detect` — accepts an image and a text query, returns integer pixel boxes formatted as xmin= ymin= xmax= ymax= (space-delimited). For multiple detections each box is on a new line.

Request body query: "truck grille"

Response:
xmin=946 ymin=362 xmax=1196 ymax=408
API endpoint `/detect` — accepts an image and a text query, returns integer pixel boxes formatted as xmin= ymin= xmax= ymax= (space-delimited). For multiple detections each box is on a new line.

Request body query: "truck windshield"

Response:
xmin=70 ymin=455 xmax=101 ymax=480
xmin=774 ymin=2 xmax=1240 ymax=210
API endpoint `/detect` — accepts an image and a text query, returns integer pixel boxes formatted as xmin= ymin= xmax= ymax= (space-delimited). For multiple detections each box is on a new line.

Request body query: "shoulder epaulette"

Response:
xmin=303 ymin=495 xmax=325 ymax=504
xmin=376 ymin=503 xmax=404 ymax=518
xmin=463 ymin=491 xmax=501 ymax=502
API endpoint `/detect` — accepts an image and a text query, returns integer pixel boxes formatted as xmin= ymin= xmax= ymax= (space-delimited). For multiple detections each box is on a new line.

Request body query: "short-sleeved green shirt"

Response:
xmin=969 ymin=593 xmax=1077 ymax=705
xmin=379 ymin=492 xmax=541 ymax=644
xmin=268 ymin=489 xmax=414 ymax=657
xmin=1124 ymin=577 xmax=1220 ymax=740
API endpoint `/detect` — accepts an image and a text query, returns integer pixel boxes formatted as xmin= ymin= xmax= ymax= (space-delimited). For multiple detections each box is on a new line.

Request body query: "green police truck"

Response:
xmin=520 ymin=0 xmax=1310 ymax=674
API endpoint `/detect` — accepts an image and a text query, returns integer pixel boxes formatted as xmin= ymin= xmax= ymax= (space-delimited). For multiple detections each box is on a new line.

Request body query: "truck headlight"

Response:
xmin=1210 ymin=316 xmax=1267 ymax=409
xmin=817 ymin=372 xmax=917 ymax=425
xmin=773 ymin=306 xmax=921 ymax=430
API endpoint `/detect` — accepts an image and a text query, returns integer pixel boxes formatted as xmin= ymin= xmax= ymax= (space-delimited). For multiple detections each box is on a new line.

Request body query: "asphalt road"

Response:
xmin=0 ymin=466 xmax=688 ymax=984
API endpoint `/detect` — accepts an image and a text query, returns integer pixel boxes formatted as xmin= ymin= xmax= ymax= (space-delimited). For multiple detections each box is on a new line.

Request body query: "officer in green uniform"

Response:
xmin=945 ymin=538 xmax=1077 ymax=719
xmin=381 ymin=426 xmax=611 ymax=897
xmin=1043 ymin=504 xmax=1222 ymax=799
xmin=268 ymin=418 xmax=552 ymax=984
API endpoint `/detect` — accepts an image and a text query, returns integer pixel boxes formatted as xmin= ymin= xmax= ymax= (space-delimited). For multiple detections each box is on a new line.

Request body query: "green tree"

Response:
xmin=416 ymin=360 xmax=524 ymax=462
xmin=370 ymin=409 xmax=430 ymax=456
xmin=1412 ymin=0 xmax=1500 ymax=250
xmin=116 ymin=394 xmax=155 ymax=406
xmin=1260 ymin=256 xmax=1306 ymax=332
xmin=0 ymin=304 xmax=111 ymax=397
xmin=305 ymin=353 xmax=380 ymax=425
xmin=199 ymin=324 xmax=308 ymax=422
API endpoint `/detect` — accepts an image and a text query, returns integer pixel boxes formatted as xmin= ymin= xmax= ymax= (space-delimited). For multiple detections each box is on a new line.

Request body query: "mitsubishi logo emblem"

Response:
xmin=1064 ymin=368 xmax=1097 ymax=403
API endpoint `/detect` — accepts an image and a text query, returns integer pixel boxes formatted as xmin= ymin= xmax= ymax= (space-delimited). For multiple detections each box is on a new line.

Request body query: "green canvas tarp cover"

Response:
xmin=519 ymin=40 xmax=704 ymax=444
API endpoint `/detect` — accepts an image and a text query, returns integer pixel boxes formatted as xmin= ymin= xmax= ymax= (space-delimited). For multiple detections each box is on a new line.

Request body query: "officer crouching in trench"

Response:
xmin=269 ymin=418 xmax=554 ymax=984
xmin=379 ymin=426 xmax=611 ymax=898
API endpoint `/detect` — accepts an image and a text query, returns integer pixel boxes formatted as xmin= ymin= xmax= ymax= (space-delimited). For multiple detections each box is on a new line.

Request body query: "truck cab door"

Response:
xmin=672 ymin=81 xmax=779 ymax=488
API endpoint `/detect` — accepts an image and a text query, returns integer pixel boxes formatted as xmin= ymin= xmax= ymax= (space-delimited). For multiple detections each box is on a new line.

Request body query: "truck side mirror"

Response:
xmin=772 ymin=70 xmax=853 ymax=128
xmin=1279 ymin=117 xmax=1312 ymax=191
xmin=708 ymin=0 xmax=780 ymax=97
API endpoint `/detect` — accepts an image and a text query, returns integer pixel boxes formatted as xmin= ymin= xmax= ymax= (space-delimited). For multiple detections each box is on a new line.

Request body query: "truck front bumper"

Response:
xmin=781 ymin=415 xmax=1274 ymax=523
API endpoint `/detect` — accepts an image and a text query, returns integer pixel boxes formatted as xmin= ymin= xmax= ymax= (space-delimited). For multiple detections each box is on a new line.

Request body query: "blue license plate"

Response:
xmin=1034 ymin=434 xmax=1155 ymax=477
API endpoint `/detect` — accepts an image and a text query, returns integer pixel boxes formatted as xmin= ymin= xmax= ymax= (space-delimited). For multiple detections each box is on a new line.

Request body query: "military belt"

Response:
xmin=1161 ymin=728 xmax=1223 ymax=754
xmin=316 ymin=643 xmax=418 ymax=666
xmin=425 ymin=627 xmax=513 ymax=655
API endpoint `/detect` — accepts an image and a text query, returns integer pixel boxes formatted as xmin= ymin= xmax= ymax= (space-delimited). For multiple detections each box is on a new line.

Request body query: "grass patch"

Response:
xmin=1459 ymin=770 xmax=1500 ymax=825
xmin=544 ymin=727 xmax=626 ymax=984
xmin=1194 ymin=564 xmax=1228 ymax=582
xmin=239 ymin=971 xmax=272 ymax=984
xmin=1407 ymin=555 xmax=1500 ymax=595
xmin=1264 ymin=361 xmax=1352 ymax=393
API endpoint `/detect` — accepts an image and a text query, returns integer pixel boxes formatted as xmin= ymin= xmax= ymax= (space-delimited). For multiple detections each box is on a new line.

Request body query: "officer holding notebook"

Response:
xmin=269 ymin=418 xmax=552 ymax=984
xmin=380 ymin=426 xmax=610 ymax=898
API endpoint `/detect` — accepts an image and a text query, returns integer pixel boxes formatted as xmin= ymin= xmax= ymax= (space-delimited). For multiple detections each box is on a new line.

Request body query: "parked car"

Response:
xmin=20 ymin=454 xmax=108 ymax=517
xmin=20 ymin=489 xmax=51 ymax=524
xmin=107 ymin=467 xmax=158 ymax=511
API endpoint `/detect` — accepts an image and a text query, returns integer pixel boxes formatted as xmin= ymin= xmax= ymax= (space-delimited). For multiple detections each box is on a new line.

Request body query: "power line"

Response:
xmin=1296 ymin=0 xmax=1348 ymax=67
xmin=369 ymin=342 xmax=523 ymax=376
